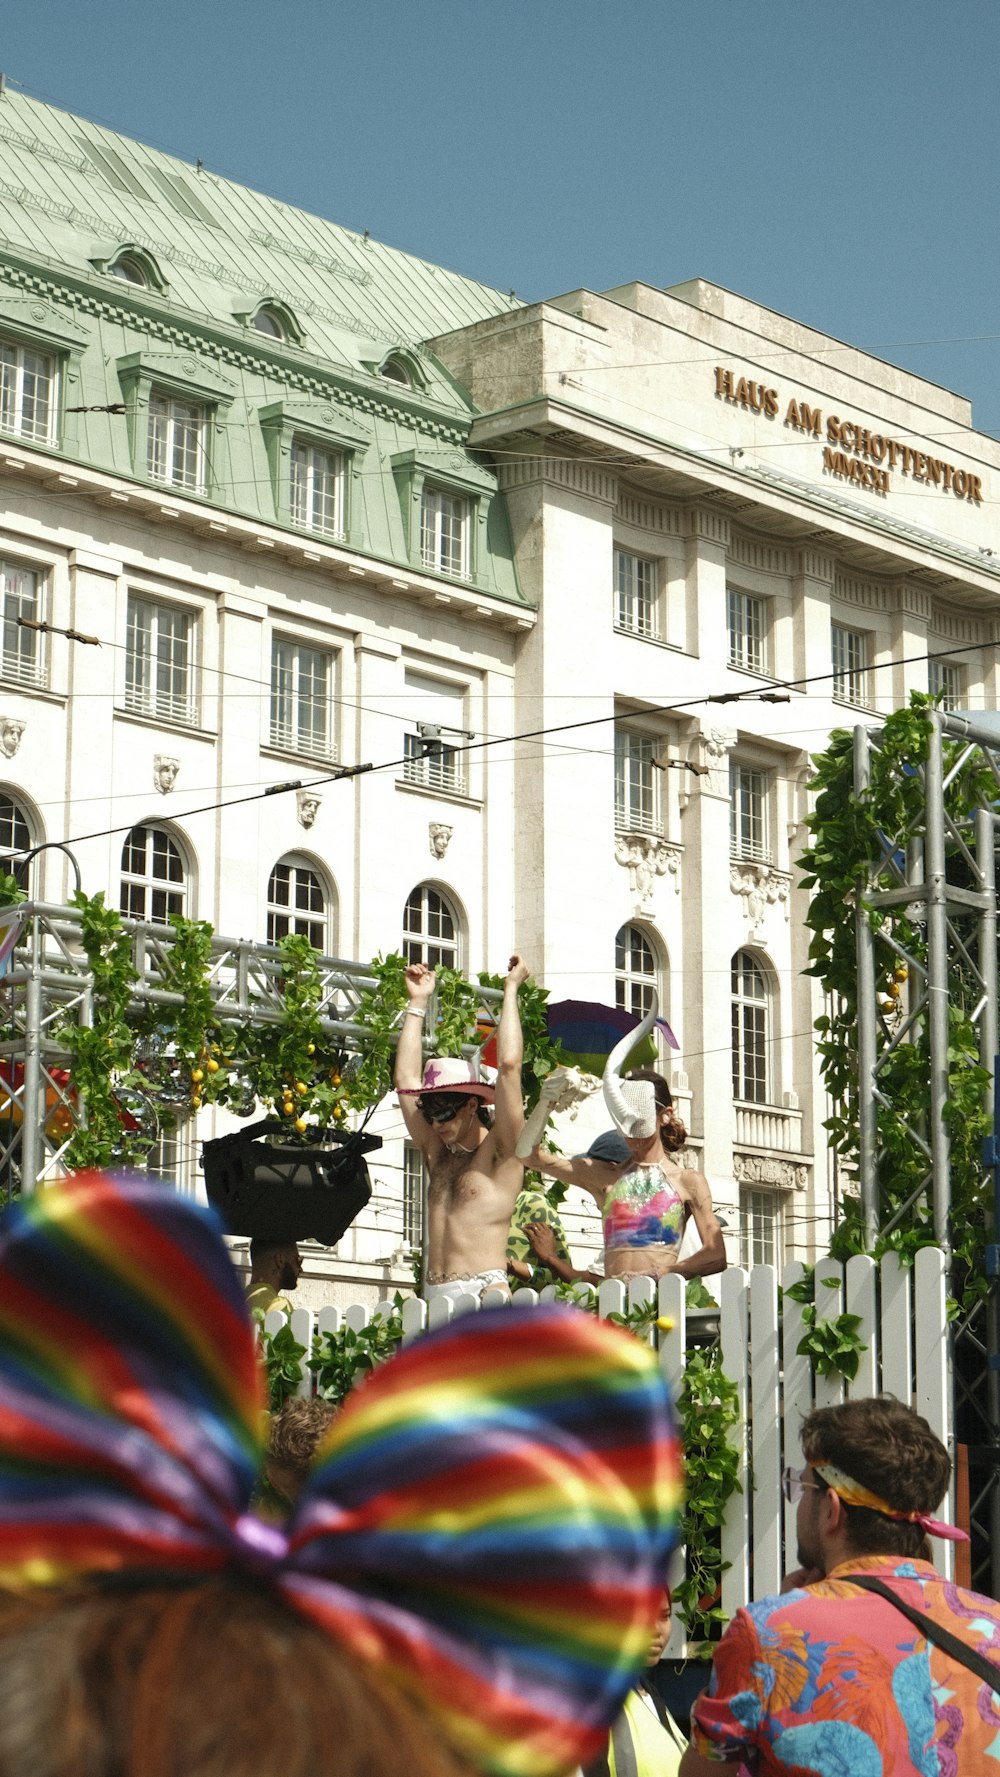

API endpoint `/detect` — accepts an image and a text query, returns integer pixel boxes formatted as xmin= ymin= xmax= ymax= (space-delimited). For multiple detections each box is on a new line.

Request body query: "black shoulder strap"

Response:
xmin=843 ymin=1573 xmax=1000 ymax=1695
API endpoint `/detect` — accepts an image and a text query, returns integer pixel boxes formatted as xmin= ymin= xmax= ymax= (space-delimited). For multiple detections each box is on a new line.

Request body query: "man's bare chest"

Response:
xmin=429 ymin=1149 xmax=497 ymax=1210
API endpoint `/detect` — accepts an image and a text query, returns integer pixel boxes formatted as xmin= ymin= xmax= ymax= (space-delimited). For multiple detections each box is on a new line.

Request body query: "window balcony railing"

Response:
xmin=734 ymin=1100 xmax=802 ymax=1152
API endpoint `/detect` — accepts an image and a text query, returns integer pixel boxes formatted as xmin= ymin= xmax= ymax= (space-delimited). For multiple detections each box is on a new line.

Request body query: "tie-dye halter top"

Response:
xmin=602 ymin=1164 xmax=686 ymax=1251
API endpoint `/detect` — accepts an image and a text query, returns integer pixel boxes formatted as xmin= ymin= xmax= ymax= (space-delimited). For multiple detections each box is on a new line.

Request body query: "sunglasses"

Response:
xmin=781 ymin=1466 xmax=821 ymax=1504
xmin=418 ymin=1096 xmax=472 ymax=1125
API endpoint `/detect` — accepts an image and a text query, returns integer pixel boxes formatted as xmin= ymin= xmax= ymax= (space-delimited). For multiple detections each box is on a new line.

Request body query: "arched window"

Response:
xmin=402 ymin=883 xmax=459 ymax=969
xmin=102 ymin=246 xmax=167 ymax=293
xmin=615 ymin=924 xmax=659 ymax=1019
xmin=380 ymin=354 xmax=411 ymax=386
xmin=252 ymin=306 xmax=284 ymax=340
xmin=0 ymin=791 xmax=32 ymax=889
xmin=731 ymin=950 xmax=771 ymax=1104
xmin=120 ymin=825 xmax=187 ymax=923
xmin=110 ymin=254 xmax=149 ymax=287
xmin=267 ymin=857 xmax=331 ymax=951
xmin=246 ymin=301 xmax=302 ymax=346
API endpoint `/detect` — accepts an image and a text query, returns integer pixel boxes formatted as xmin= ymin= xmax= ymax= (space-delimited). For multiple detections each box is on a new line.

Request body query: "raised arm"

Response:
xmin=673 ymin=1172 xmax=727 ymax=1279
xmin=516 ymin=1069 xmax=614 ymax=1203
xmin=491 ymin=954 xmax=530 ymax=1159
xmin=395 ymin=963 xmax=438 ymax=1161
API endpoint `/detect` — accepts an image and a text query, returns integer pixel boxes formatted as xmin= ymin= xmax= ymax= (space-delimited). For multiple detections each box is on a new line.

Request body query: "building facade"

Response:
xmin=1 ymin=91 xmax=998 ymax=1299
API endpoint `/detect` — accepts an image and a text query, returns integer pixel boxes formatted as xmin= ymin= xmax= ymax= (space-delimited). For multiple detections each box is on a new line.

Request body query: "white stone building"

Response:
xmin=0 ymin=91 xmax=998 ymax=1301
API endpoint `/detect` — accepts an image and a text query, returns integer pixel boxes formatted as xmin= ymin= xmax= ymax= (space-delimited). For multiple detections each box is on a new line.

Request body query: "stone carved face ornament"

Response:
xmin=428 ymin=822 xmax=453 ymax=859
xmin=153 ymin=755 xmax=180 ymax=795
xmin=0 ymin=719 xmax=25 ymax=760
xmin=296 ymin=791 xmax=322 ymax=830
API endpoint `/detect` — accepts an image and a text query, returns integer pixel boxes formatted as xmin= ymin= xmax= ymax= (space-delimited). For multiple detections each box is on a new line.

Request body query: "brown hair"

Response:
xmin=0 ymin=1580 xmax=475 ymax=1777
xmin=800 ymin=1396 xmax=951 ymax=1560
xmin=625 ymin=1069 xmax=686 ymax=1154
xmin=267 ymin=1397 xmax=336 ymax=1488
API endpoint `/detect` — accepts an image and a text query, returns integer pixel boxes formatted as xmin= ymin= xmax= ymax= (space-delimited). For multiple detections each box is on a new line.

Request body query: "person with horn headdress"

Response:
xmin=517 ymin=993 xmax=725 ymax=1284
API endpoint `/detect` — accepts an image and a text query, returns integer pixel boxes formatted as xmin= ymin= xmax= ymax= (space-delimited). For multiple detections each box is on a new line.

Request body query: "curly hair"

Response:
xmin=267 ymin=1397 xmax=336 ymax=1492
xmin=800 ymin=1395 xmax=951 ymax=1560
xmin=624 ymin=1069 xmax=687 ymax=1154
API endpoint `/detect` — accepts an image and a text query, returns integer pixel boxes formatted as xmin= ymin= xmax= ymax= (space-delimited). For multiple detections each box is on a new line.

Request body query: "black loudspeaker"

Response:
xmin=201 ymin=1120 xmax=379 ymax=1246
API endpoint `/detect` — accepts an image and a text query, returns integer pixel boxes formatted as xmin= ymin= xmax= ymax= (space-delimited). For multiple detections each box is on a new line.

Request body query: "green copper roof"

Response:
xmin=0 ymin=89 xmax=518 ymax=385
xmin=0 ymin=90 xmax=526 ymax=605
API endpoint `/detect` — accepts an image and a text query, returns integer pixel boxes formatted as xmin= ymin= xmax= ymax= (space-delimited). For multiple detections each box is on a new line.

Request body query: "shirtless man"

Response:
xmin=396 ymin=954 xmax=530 ymax=1303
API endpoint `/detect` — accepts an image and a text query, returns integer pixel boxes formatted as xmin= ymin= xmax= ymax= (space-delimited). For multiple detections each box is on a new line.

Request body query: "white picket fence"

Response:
xmin=265 ymin=1247 xmax=952 ymax=1655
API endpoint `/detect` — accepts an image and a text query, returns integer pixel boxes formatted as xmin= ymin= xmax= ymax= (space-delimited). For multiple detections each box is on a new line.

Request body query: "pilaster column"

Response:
xmin=67 ymin=548 xmax=123 ymax=902
xmin=214 ymin=590 xmax=266 ymax=934
xmin=680 ymin=722 xmax=737 ymax=1187
xmin=791 ymin=546 xmax=836 ymax=686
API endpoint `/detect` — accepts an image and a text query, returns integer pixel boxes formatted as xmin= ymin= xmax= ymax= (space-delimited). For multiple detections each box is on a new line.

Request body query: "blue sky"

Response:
xmin=4 ymin=1 xmax=1000 ymax=435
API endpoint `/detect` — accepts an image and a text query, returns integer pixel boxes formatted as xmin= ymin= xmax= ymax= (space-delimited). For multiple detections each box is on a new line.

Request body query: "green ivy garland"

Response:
xmin=799 ymin=692 xmax=994 ymax=1312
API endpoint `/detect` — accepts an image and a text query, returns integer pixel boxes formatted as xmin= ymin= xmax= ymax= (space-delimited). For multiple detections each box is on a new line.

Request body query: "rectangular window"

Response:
xmin=403 ymin=1143 xmax=425 ymax=1248
xmin=125 ymin=596 xmax=195 ymax=724
xmin=403 ymin=730 xmax=462 ymax=792
xmin=290 ymin=440 xmax=344 ymax=538
xmin=740 ymin=1187 xmax=783 ymax=1268
xmin=401 ymin=670 xmax=468 ymax=795
xmin=0 ymin=339 xmax=56 ymax=444
xmin=270 ymin=638 xmax=335 ymax=760
xmin=831 ymin=624 xmax=871 ymax=708
xmin=147 ymin=390 xmax=207 ymax=492
xmin=929 ymin=657 xmax=963 ymax=711
xmin=730 ymin=765 xmax=770 ymax=862
xmin=615 ymin=549 xmax=659 ymax=639
xmin=615 ymin=729 xmax=661 ymax=834
xmin=732 ymin=1002 xmax=768 ymax=1103
xmin=0 ymin=558 xmax=43 ymax=687
xmin=420 ymin=485 xmax=469 ymax=578
xmin=728 ymin=587 xmax=766 ymax=673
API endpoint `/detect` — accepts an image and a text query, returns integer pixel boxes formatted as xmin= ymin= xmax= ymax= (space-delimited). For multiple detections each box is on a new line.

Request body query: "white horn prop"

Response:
xmin=603 ymin=990 xmax=659 ymax=1138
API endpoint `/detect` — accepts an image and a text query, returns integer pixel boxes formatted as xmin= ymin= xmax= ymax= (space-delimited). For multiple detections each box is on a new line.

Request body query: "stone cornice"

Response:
xmin=496 ymin=454 xmax=618 ymax=504
xmin=729 ymin=531 xmax=793 ymax=576
xmin=0 ymin=253 xmax=472 ymax=447
xmin=682 ymin=505 xmax=730 ymax=549
xmin=615 ymin=492 xmax=682 ymax=535
xmin=0 ymin=439 xmax=536 ymax=631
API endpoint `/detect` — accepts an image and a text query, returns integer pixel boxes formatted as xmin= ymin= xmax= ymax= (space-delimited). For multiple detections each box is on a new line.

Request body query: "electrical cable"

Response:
xmin=40 ymin=633 xmax=995 ymax=852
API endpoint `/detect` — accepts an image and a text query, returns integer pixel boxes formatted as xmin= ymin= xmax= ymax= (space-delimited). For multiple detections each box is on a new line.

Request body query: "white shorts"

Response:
xmin=424 ymin=1269 xmax=510 ymax=1304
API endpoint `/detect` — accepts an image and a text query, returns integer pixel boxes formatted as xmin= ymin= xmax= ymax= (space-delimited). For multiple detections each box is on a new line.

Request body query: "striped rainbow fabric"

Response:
xmin=0 ymin=1172 xmax=682 ymax=1777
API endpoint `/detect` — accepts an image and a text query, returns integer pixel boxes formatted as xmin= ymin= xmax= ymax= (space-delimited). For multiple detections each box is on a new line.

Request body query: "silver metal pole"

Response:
xmin=854 ymin=726 xmax=879 ymax=1245
xmin=975 ymin=806 xmax=1000 ymax=1592
xmin=924 ymin=713 xmax=951 ymax=1257
xmin=20 ymin=914 xmax=42 ymax=1193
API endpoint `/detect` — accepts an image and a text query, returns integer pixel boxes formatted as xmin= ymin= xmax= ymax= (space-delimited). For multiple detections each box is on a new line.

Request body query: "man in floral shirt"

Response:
xmin=680 ymin=1396 xmax=1000 ymax=1777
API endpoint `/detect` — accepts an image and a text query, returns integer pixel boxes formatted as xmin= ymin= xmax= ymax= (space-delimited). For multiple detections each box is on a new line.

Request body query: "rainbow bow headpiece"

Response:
xmin=0 ymin=1173 xmax=682 ymax=1776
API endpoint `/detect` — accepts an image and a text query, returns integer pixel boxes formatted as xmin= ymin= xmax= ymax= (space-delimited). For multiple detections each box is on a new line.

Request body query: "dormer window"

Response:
xmin=110 ymin=255 xmax=149 ymax=288
xmin=380 ymin=355 xmax=411 ymax=386
xmin=242 ymin=301 xmax=303 ymax=347
xmin=252 ymin=307 xmax=284 ymax=340
xmin=94 ymin=246 xmax=167 ymax=294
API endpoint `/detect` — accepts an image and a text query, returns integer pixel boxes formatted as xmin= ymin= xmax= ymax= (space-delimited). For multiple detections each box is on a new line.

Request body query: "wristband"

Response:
xmin=407 ymin=1007 xmax=427 ymax=1020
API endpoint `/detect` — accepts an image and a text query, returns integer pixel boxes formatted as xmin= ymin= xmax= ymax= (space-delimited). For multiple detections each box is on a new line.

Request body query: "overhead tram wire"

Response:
xmin=41 ymin=635 xmax=983 ymax=855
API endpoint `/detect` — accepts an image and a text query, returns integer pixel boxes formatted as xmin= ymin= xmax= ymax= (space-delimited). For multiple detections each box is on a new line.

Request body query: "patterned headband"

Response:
xmin=0 ymin=1172 xmax=682 ymax=1777
xmin=813 ymin=1461 xmax=968 ymax=1542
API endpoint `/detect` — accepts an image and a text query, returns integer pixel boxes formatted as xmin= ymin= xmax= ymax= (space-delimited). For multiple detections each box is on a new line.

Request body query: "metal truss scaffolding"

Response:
xmin=0 ymin=899 xmax=447 ymax=1193
xmin=853 ymin=708 xmax=1000 ymax=1594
